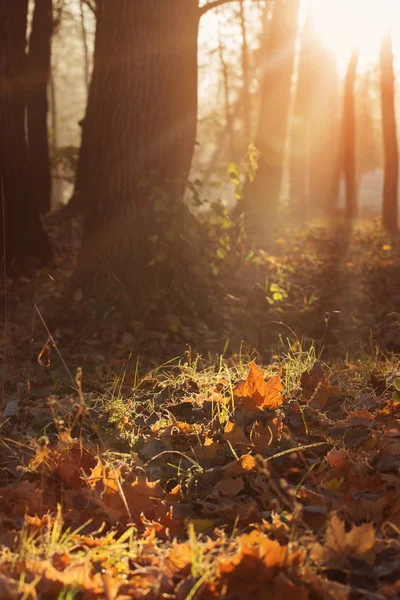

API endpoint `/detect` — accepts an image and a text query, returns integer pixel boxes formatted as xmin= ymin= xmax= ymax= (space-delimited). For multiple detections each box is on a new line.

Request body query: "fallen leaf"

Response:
xmin=234 ymin=361 xmax=284 ymax=410
xmin=215 ymin=476 xmax=244 ymax=497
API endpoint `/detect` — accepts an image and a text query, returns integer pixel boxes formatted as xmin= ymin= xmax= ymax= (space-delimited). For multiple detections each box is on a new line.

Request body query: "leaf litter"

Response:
xmin=2 ymin=220 xmax=400 ymax=598
xmin=0 ymin=353 xmax=400 ymax=599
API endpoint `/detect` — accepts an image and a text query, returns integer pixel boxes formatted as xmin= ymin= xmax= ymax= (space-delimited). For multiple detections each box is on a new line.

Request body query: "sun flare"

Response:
xmin=310 ymin=0 xmax=398 ymax=71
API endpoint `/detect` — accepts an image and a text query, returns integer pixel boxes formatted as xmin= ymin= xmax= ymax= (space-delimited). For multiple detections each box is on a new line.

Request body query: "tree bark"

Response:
xmin=80 ymin=0 xmax=90 ymax=97
xmin=289 ymin=6 xmax=339 ymax=216
xmin=217 ymin=10 xmax=234 ymax=156
xmin=289 ymin=8 xmax=314 ymax=208
xmin=76 ymin=0 xmax=200 ymax=292
xmin=244 ymin=0 xmax=300 ymax=231
xmin=0 ymin=0 xmax=51 ymax=265
xmin=357 ymin=70 xmax=381 ymax=177
xmin=307 ymin=45 xmax=340 ymax=214
xmin=27 ymin=0 xmax=53 ymax=214
xmin=239 ymin=2 xmax=251 ymax=141
xmin=341 ymin=47 xmax=359 ymax=220
xmin=380 ymin=27 xmax=398 ymax=234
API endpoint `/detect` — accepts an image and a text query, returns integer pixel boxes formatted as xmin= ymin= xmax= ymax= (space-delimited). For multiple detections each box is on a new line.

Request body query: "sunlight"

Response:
xmin=311 ymin=0 xmax=397 ymax=71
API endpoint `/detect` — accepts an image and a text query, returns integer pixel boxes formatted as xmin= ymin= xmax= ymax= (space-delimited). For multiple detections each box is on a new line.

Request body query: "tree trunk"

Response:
xmin=0 ymin=0 xmax=51 ymax=265
xmin=76 ymin=1 xmax=200 ymax=292
xmin=289 ymin=7 xmax=314 ymax=208
xmin=342 ymin=47 xmax=359 ymax=220
xmin=244 ymin=0 xmax=300 ymax=231
xmin=79 ymin=0 xmax=90 ymax=97
xmin=239 ymin=2 xmax=251 ymax=141
xmin=307 ymin=45 xmax=340 ymax=214
xmin=357 ymin=70 xmax=381 ymax=177
xmin=27 ymin=0 xmax=53 ymax=214
xmin=217 ymin=11 xmax=234 ymax=156
xmin=380 ymin=27 xmax=398 ymax=234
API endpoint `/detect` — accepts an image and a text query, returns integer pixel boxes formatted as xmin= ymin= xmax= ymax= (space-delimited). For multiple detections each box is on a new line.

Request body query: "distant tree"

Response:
xmin=243 ymin=0 xmax=300 ymax=230
xmin=356 ymin=70 xmax=382 ymax=177
xmin=239 ymin=2 xmax=251 ymax=141
xmin=380 ymin=26 xmax=398 ymax=234
xmin=217 ymin=10 xmax=235 ymax=155
xmin=307 ymin=44 xmax=339 ymax=214
xmin=79 ymin=0 xmax=90 ymax=97
xmin=289 ymin=7 xmax=315 ymax=208
xmin=26 ymin=0 xmax=53 ymax=214
xmin=341 ymin=47 xmax=359 ymax=220
xmin=0 ymin=1 xmax=51 ymax=265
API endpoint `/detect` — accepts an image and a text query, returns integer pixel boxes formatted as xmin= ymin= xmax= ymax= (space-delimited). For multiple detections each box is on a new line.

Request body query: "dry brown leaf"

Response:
xmin=250 ymin=417 xmax=283 ymax=447
xmin=224 ymin=454 xmax=257 ymax=476
xmin=220 ymin=529 xmax=305 ymax=574
xmin=349 ymin=408 xmax=374 ymax=421
xmin=164 ymin=542 xmax=193 ymax=576
xmin=192 ymin=437 xmax=219 ymax=461
xmin=311 ymin=384 xmax=343 ymax=409
xmin=86 ymin=461 xmax=165 ymax=520
xmin=326 ymin=448 xmax=351 ymax=469
xmin=234 ymin=361 xmax=284 ymax=410
xmin=312 ymin=515 xmax=376 ymax=566
xmin=223 ymin=422 xmax=250 ymax=447
xmin=123 ymin=479 xmax=165 ymax=514
xmin=215 ymin=476 xmax=245 ymax=497
xmin=300 ymin=361 xmax=326 ymax=391
xmin=23 ymin=559 xmax=104 ymax=598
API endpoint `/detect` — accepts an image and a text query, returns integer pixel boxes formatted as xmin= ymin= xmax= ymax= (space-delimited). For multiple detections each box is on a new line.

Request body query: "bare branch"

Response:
xmin=199 ymin=0 xmax=264 ymax=17
xmin=82 ymin=0 xmax=97 ymax=16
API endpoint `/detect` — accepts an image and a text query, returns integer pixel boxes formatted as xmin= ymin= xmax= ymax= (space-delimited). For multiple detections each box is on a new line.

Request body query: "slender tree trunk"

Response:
xmin=244 ymin=0 xmax=300 ymax=231
xmin=217 ymin=11 xmax=234 ymax=156
xmin=239 ymin=2 xmax=251 ymax=141
xmin=49 ymin=70 xmax=60 ymax=208
xmin=26 ymin=0 xmax=53 ymax=214
xmin=308 ymin=45 xmax=340 ymax=214
xmin=380 ymin=27 xmax=398 ymax=234
xmin=289 ymin=7 xmax=314 ymax=207
xmin=342 ymin=47 xmax=359 ymax=220
xmin=76 ymin=1 xmax=200 ymax=291
xmin=79 ymin=0 xmax=90 ymax=98
xmin=357 ymin=70 xmax=381 ymax=176
xmin=289 ymin=5 xmax=339 ymax=217
xmin=0 ymin=0 xmax=50 ymax=264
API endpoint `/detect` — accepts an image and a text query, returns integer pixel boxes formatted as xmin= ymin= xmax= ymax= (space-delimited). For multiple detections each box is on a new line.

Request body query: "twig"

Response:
xmin=34 ymin=304 xmax=76 ymax=388
xmin=200 ymin=0 xmax=265 ymax=17
xmin=146 ymin=450 xmax=203 ymax=470
xmin=264 ymin=441 xmax=330 ymax=463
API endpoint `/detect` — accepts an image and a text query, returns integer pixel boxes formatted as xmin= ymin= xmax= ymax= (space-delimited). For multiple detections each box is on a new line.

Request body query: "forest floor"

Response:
xmin=1 ymin=214 xmax=400 ymax=599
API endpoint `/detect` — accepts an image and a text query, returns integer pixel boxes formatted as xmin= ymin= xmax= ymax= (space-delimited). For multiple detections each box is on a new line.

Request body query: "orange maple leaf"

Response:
xmin=234 ymin=361 xmax=284 ymax=409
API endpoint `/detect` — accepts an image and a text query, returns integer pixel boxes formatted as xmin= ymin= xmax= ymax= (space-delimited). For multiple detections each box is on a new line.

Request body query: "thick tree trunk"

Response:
xmin=0 ymin=0 xmax=51 ymax=265
xmin=342 ymin=47 xmax=359 ymax=220
xmin=27 ymin=0 xmax=53 ymax=214
xmin=76 ymin=1 xmax=200 ymax=291
xmin=380 ymin=28 xmax=398 ymax=234
xmin=244 ymin=0 xmax=300 ymax=230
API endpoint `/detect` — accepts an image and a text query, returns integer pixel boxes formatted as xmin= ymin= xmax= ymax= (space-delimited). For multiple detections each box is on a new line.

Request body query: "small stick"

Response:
xmin=34 ymin=304 xmax=76 ymax=388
